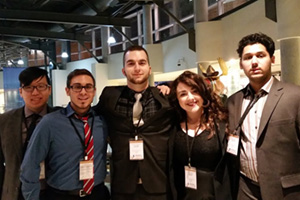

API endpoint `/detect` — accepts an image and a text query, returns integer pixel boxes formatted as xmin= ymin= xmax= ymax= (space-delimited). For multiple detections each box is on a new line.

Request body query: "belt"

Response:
xmin=240 ymin=173 xmax=260 ymax=186
xmin=49 ymin=182 xmax=104 ymax=197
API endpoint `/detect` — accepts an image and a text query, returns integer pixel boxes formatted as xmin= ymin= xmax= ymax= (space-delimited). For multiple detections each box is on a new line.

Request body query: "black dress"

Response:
xmin=173 ymin=128 xmax=222 ymax=200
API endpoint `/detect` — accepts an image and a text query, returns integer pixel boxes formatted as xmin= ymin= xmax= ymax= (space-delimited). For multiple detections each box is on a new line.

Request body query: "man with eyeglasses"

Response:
xmin=0 ymin=67 xmax=54 ymax=200
xmin=20 ymin=69 xmax=109 ymax=200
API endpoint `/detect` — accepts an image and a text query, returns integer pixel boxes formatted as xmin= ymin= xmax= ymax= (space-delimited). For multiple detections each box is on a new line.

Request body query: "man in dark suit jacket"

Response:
xmin=0 ymin=67 xmax=54 ymax=200
xmin=95 ymin=45 xmax=175 ymax=200
xmin=227 ymin=33 xmax=300 ymax=200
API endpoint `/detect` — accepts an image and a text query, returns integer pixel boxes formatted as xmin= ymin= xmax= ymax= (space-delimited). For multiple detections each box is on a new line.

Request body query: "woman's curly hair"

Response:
xmin=169 ymin=71 xmax=228 ymax=139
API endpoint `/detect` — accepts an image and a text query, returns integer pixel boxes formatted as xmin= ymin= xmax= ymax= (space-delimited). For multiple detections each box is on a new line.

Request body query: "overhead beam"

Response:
xmin=153 ymin=0 xmax=195 ymax=51
xmin=0 ymin=27 xmax=91 ymax=41
xmin=0 ymin=9 xmax=131 ymax=27
xmin=78 ymin=40 xmax=103 ymax=63
xmin=79 ymin=0 xmax=102 ymax=16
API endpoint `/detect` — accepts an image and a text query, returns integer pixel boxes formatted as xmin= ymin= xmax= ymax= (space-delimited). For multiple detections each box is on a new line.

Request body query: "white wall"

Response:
xmin=220 ymin=0 xmax=278 ymax=60
xmin=162 ymin=34 xmax=197 ymax=72
xmin=93 ymin=63 xmax=109 ymax=105
xmin=52 ymin=58 xmax=104 ymax=107
xmin=107 ymin=52 xmax=123 ymax=79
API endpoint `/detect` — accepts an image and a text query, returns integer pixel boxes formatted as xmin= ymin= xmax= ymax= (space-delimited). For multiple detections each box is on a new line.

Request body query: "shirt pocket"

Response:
xmin=281 ymin=173 xmax=300 ymax=188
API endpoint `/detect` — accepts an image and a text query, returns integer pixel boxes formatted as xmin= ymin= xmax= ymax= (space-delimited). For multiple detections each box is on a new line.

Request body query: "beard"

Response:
xmin=126 ymin=74 xmax=149 ymax=85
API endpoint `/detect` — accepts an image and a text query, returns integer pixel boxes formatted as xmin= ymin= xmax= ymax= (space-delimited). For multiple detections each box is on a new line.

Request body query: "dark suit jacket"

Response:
xmin=95 ymin=86 xmax=175 ymax=196
xmin=0 ymin=105 xmax=56 ymax=200
xmin=227 ymin=78 xmax=300 ymax=200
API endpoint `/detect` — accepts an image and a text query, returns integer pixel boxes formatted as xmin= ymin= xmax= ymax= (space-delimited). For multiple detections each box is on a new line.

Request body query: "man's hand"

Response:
xmin=157 ymin=85 xmax=170 ymax=95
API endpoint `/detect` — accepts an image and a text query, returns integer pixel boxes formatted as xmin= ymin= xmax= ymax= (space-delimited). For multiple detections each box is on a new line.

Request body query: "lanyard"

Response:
xmin=185 ymin=121 xmax=201 ymax=167
xmin=233 ymin=91 xmax=264 ymax=135
xmin=69 ymin=115 xmax=94 ymax=158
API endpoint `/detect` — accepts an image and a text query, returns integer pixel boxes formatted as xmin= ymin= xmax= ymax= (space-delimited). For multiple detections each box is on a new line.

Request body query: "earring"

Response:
xmin=202 ymin=100 xmax=210 ymax=108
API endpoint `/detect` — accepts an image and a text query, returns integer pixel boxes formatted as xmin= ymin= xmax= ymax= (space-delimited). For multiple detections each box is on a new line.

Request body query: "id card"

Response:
xmin=227 ymin=135 xmax=239 ymax=156
xmin=185 ymin=166 xmax=197 ymax=190
xmin=39 ymin=161 xmax=45 ymax=180
xmin=129 ymin=139 xmax=144 ymax=160
xmin=79 ymin=160 xmax=94 ymax=180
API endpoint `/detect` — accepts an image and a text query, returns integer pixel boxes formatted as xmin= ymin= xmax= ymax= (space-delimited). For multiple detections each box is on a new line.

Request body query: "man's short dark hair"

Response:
xmin=19 ymin=67 xmax=50 ymax=87
xmin=237 ymin=33 xmax=275 ymax=58
xmin=123 ymin=45 xmax=150 ymax=67
xmin=66 ymin=69 xmax=95 ymax=88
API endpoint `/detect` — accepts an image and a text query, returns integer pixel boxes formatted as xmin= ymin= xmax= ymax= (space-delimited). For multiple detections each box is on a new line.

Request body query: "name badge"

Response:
xmin=227 ymin=135 xmax=239 ymax=156
xmin=185 ymin=166 xmax=197 ymax=190
xmin=79 ymin=160 xmax=94 ymax=180
xmin=129 ymin=138 xmax=144 ymax=160
xmin=39 ymin=161 xmax=45 ymax=180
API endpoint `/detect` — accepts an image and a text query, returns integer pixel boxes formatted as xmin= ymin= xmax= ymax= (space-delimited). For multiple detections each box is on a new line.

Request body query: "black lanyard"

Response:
xmin=69 ymin=115 xmax=94 ymax=158
xmin=233 ymin=90 xmax=265 ymax=135
xmin=185 ymin=121 xmax=201 ymax=167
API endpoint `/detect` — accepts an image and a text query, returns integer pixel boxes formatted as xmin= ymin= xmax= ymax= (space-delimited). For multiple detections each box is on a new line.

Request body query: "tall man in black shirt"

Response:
xmin=95 ymin=46 xmax=175 ymax=200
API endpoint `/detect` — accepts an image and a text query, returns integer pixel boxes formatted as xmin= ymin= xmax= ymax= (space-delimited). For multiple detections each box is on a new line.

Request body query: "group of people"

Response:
xmin=0 ymin=32 xmax=299 ymax=200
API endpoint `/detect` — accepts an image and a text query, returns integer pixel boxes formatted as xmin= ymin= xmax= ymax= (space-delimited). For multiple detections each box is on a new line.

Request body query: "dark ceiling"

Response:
xmin=0 ymin=0 xmax=160 ymax=65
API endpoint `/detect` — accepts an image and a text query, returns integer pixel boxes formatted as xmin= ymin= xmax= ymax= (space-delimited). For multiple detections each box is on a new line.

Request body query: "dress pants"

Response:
xmin=237 ymin=174 xmax=262 ymax=200
xmin=112 ymin=185 xmax=169 ymax=200
xmin=46 ymin=183 xmax=110 ymax=200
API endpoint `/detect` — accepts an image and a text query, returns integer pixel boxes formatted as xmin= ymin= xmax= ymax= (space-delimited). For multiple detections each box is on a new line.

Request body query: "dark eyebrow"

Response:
xmin=243 ymin=51 xmax=266 ymax=56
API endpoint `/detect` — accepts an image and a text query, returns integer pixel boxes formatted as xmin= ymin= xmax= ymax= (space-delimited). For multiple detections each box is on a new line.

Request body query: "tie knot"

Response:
xmin=255 ymin=90 xmax=266 ymax=99
xmin=29 ymin=114 xmax=40 ymax=122
xmin=75 ymin=114 xmax=88 ymax=122
xmin=134 ymin=93 xmax=142 ymax=101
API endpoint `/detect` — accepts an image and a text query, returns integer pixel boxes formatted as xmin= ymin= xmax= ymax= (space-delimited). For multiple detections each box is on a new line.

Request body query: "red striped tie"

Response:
xmin=78 ymin=116 xmax=94 ymax=194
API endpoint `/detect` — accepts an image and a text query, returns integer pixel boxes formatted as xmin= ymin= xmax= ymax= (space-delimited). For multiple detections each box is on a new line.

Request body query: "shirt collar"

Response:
xmin=261 ymin=76 xmax=274 ymax=94
xmin=243 ymin=76 xmax=274 ymax=98
xmin=126 ymin=86 xmax=150 ymax=101
xmin=24 ymin=104 xmax=48 ymax=118
xmin=65 ymin=102 xmax=93 ymax=118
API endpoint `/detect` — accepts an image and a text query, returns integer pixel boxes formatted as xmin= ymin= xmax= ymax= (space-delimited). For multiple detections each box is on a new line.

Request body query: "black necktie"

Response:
xmin=23 ymin=114 xmax=40 ymax=153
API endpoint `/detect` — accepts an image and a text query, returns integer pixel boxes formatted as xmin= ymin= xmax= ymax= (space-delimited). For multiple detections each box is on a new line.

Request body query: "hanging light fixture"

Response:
xmin=107 ymin=35 xmax=116 ymax=44
xmin=17 ymin=59 xmax=24 ymax=65
xmin=61 ymin=51 xmax=69 ymax=58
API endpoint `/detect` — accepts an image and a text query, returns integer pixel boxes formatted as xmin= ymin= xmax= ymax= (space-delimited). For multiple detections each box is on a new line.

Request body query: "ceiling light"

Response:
xmin=61 ymin=52 xmax=69 ymax=58
xmin=107 ymin=36 xmax=116 ymax=44
xmin=17 ymin=59 xmax=24 ymax=65
xmin=223 ymin=0 xmax=236 ymax=3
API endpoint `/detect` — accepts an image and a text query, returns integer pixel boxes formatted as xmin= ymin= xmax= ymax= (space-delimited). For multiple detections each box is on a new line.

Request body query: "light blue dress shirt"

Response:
xmin=20 ymin=103 xmax=108 ymax=200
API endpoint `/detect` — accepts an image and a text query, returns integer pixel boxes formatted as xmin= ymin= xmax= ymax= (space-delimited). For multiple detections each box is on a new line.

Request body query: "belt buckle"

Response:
xmin=79 ymin=189 xmax=87 ymax=197
xmin=137 ymin=178 xmax=142 ymax=184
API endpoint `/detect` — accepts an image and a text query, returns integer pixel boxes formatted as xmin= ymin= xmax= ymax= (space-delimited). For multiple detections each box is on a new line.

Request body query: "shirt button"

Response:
xmin=255 ymin=126 xmax=257 ymax=129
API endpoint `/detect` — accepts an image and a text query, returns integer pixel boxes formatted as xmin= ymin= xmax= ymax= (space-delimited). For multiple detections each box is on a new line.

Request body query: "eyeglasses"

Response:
xmin=69 ymin=83 xmax=95 ymax=93
xmin=22 ymin=84 xmax=50 ymax=92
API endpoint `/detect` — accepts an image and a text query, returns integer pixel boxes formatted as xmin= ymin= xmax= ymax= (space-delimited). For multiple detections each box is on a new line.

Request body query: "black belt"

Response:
xmin=240 ymin=173 xmax=260 ymax=186
xmin=49 ymin=182 xmax=104 ymax=197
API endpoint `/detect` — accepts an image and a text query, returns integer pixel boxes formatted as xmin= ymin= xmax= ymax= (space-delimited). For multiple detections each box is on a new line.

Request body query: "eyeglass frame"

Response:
xmin=68 ymin=83 xmax=95 ymax=93
xmin=21 ymin=84 xmax=50 ymax=92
